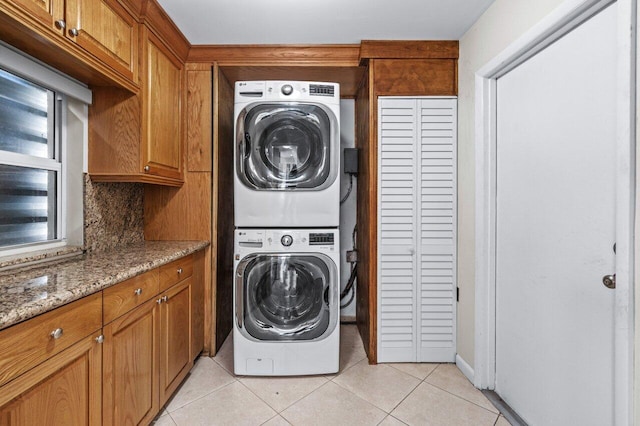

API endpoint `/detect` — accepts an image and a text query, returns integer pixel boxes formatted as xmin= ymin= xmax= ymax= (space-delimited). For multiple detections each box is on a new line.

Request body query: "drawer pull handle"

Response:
xmin=177 ymin=268 xmax=183 ymax=274
xmin=134 ymin=288 xmax=143 ymax=296
xmin=50 ymin=328 xmax=63 ymax=339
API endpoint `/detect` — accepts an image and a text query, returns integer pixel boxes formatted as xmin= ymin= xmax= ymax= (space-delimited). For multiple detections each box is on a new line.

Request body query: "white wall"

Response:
xmin=339 ymin=100 xmax=357 ymax=319
xmin=457 ymin=0 xmax=567 ymax=368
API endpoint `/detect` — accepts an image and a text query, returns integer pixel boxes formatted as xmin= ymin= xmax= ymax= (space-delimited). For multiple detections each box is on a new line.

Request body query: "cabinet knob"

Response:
xmin=69 ymin=28 xmax=79 ymax=37
xmin=95 ymin=335 xmax=104 ymax=344
xmin=177 ymin=268 xmax=183 ymax=275
xmin=50 ymin=328 xmax=64 ymax=339
xmin=134 ymin=288 xmax=143 ymax=296
xmin=161 ymin=295 xmax=169 ymax=303
xmin=156 ymin=298 xmax=163 ymax=304
xmin=144 ymin=165 xmax=150 ymax=172
xmin=55 ymin=20 xmax=66 ymax=30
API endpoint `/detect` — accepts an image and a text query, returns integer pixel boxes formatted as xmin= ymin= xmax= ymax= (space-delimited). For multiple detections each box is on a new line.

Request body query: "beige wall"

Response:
xmin=456 ymin=0 xmax=568 ymax=367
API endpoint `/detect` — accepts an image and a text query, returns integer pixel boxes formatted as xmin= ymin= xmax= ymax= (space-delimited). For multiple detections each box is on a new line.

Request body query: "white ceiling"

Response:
xmin=157 ymin=0 xmax=496 ymax=45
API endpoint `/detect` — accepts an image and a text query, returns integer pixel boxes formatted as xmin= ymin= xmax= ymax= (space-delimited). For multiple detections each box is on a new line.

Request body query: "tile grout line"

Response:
xmin=165 ymin=380 xmax=238 ymax=416
xmin=384 ymin=373 xmax=424 ymax=416
xmin=386 ymin=363 xmax=439 ymax=381
xmin=421 ymin=381 xmax=500 ymax=415
xmin=236 ymin=376 xmax=329 ymax=416
xmin=235 ymin=378 xmax=281 ymax=415
xmin=422 ymin=364 xmax=500 ymax=415
xmin=330 ymin=377 xmax=393 ymax=415
xmin=164 ymin=370 xmax=238 ymax=414
xmin=279 ymin=380 xmax=338 ymax=425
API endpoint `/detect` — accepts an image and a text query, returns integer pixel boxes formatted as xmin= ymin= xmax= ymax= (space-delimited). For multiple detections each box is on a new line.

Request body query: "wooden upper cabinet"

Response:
xmin=4 ymin=0 xmax=65 ymax=34
xmin=88 ymin=25 xmax=185 ymax=187
xmin=65 ymin=0 xmax=138 ymax=82
xmin=0 ymin=0 xmax=139 ymax=90
xmin=372 ymin=59 xmax=457 ymax=96
xmin=142 ymin=28 xmax=183 ymax=181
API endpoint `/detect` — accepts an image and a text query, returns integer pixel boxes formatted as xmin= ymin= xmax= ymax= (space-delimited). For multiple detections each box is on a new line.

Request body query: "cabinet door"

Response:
xmin=159 ymin=278 xmax=192 ymax=406
xmin=0 ymin=332 xmax=102 ymax=426
xmin=142 ymin=29 xmax=183 ymax=182
xmin=416 ymin=98 xmax=456 ymax=362
xmin=103 ymin=298 xmax=159 ymax=426
xmin=376 ymin=97 xmax=457 ymax=363
xmin=64 ymin=0 xmax=138 ymax=82
xmin=1 ymin=0 xmax=64 ymax=35
xmin=376 ymin=98 xmax=419 ymax=363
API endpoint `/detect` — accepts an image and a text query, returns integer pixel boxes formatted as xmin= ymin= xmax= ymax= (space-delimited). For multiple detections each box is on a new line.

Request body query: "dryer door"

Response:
xmin=237 ymin=253 xmax=337 ymax=341
xmin=237 ymin=104 xmax=337 ymax=190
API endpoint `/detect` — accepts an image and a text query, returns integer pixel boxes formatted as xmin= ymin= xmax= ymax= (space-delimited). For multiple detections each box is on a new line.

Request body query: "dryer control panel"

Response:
xmin=235 ymin=81 xmax=340 ymax=104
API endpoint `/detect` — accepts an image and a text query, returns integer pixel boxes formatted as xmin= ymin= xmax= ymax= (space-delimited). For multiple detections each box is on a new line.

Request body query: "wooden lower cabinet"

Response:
xmin=103 ymin=298 xmax=160 ymax=426
xmin=103 ymin=265 xmax=201 ymax=425
xmin=0 ymin=251 xmax=205 ymax=425
xmin=159 ymin=278 xmax=192 ymax=405
xmin=0 ymin=331 xmax=103 ymax=426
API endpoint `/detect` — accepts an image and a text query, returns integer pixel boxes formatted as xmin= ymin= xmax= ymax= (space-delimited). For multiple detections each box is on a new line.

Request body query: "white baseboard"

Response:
xmin=456 ymin=354 xmax=475 ymax=383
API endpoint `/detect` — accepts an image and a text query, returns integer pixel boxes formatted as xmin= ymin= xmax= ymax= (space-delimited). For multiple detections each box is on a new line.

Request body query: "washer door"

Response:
xmin=237 ymin=254 xmax=336 ymax=341
xmin=237 ymin=103 xmax=337 ymax=190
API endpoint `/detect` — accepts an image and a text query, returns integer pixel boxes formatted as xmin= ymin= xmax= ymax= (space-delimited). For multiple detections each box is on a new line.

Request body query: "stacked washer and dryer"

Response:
xmin=233 ymin=81 xmax=341 ymax=376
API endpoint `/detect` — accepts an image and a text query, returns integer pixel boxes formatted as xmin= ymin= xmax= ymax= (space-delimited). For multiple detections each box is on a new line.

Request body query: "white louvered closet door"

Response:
xmin=377 ymin=97 xmax=457 ymax=363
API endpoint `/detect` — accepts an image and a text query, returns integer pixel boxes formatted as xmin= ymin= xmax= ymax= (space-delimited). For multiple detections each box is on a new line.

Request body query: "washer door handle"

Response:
xmin=243 ymin=133 xmax=251 ymax=159
xmin=235 ymin=263 xmax=248 ymax=329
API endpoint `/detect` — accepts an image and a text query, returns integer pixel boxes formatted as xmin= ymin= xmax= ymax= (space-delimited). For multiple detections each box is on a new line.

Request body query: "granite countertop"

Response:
xmin=0 ymin=240 xmax=209 ymax=331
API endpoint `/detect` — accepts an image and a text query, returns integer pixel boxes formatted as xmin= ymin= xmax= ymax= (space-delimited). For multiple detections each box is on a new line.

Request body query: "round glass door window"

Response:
xmin=237 ymin=104 xmax=335 ymax=190
xmin=240 ymin=254 xmax=333 ymax=341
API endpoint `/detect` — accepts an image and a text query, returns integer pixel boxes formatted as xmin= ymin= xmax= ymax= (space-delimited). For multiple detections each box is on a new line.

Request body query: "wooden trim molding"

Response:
xmin=360 ymin=40 xmax=459 ymax=61
xmin=188 ymin=44 xmax=361 ymax=66
xmin=140 ymin=0 xmax=190 ymax=62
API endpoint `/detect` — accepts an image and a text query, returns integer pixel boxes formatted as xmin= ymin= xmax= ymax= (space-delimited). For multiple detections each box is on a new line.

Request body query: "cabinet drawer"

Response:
xmin=159 ymin=255 xmax=193 ymax=292
xmin=0 ymin=292 xmax=102 ymax=387
xmin=103 ymin=269 xmax=159 ymax=324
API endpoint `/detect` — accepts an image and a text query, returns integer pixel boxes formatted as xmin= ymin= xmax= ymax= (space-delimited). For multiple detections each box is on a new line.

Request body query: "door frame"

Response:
xmin=473 ymin=0 xmax=636 ymax=423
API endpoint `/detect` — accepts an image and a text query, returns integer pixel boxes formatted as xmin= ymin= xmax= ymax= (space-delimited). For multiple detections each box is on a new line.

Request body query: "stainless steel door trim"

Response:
xmin=235 ymin=101 xmax=339 ymax=191
xmin=235 ymin=252 xmax=339 ymax=341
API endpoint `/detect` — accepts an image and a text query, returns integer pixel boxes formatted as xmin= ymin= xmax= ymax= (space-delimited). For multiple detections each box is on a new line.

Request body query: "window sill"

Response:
xmin=0 ymin=246 xmax=84 ymax=272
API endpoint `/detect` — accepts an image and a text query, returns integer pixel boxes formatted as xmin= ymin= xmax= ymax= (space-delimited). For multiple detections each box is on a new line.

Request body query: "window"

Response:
xmin=0 ymin=43 xmax=90 ymax=257
xmin=0 ymin=69 xmax=61 ymax=248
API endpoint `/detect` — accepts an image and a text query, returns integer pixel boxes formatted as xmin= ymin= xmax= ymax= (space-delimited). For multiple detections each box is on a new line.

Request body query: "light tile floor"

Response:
xmin=153 ymin=325 xmax=511 ymax=426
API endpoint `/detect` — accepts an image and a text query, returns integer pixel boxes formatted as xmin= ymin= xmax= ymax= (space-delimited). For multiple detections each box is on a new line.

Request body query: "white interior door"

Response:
xmin=495 ymin=3 xmax=617 ymax=425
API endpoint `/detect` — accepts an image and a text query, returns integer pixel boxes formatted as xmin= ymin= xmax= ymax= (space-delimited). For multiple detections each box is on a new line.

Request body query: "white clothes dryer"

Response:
xmin=234 ymin=81 xmax=340 ymax=228
xmin=233 ymin=228 xmax=340 ymax=376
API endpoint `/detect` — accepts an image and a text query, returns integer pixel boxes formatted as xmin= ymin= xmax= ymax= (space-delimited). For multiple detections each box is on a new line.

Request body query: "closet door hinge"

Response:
xmin=456 ymin=287 xmax=459 ymax=302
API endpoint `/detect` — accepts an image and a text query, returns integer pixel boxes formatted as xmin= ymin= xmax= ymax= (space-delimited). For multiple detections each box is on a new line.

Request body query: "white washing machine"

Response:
xmin=233 ymin=228 xmax=340 ymax=376
xmin=234 ymin=81 xmax=340 ymax=228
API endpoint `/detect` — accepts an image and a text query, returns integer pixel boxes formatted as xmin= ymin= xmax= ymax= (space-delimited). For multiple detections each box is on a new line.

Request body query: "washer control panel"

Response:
xmin=236 ymin=229 xmax=337 ymax=252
